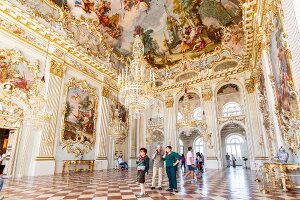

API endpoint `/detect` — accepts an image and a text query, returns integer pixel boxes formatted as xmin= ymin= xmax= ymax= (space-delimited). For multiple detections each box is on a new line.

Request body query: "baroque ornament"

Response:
xmin=0 ymin=49 xmax=50 ymax=128
xmin=165 ymin=95 xmax=174 ymax=108
xmin=50 ymin=60 xmax=65 ymax=78
xmin=202 ymin=88 xmax=213 ymax=101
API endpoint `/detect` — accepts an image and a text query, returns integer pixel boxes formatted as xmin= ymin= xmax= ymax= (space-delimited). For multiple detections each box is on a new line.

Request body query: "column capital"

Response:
xmin=245 ymin=76 xmax=256 ymax=94
xmin=49 ymin=60 xmax=66 ymax=78
xmin=202 ymin=88 xmax=213 ymax=101
xmin=101 ymin=86 xmax=110 ymax=98
xmin=165 ymin=95 xmax=174 ymax=108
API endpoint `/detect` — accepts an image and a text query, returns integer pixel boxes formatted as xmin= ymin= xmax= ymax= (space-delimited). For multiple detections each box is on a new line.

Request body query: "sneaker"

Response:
xmin=166 ymin=188 xmax=173 ymax=192
xmin=174 ymin=189 xmax=178 ymax=193
xmin=158 ymin=187 xmax=162 ymax=190
xmin=136 ymin=194 xmax=145 ymax=198
xmin=151 ymin=187 xmax=155 ymax=190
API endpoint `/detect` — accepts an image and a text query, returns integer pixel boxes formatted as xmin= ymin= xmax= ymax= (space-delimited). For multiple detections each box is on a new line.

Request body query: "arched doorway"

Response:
xmin=220 ymin=123 xmax=249 ymax=167
xmin=179 ymin=129 xmax=200 ymax=156
xmin=177 ymin=91 xmax=203 ymax=155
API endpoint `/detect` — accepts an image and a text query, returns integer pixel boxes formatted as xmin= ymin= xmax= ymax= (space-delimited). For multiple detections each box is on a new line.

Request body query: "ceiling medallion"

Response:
xmin=117 ymin=34 xmax=156 ymax=113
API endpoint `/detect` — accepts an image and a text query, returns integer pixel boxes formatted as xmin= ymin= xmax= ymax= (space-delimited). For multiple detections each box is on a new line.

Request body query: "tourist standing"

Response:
xmin=136 ymin=148 xmax=150 ymax=198
xmin=184 ymin=147 xmax=196 ymax=182
xmin=114 ymin=153 xmax=119 ymax=170
xmin=232 ymin=154 xmax=236 ymax=168
xmin=200 ymin=153 xmax=205 ymax=166
xmin=226 ymin=153 xmax=230 ymax=167
xmin=198 ymin=153 xmax=204 ymax=173
xmin=162 ymin=146 xmax=181 ymax=192
xmin=181 ymin=154 xmax=186 ymax=172
xmin=151 ymin=145 xmax=164 ymax=190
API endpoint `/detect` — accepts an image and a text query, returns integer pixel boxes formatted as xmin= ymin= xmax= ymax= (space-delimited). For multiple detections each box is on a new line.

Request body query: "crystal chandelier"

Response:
xmin=109 ymin=107 xmax=127 ymax=143
xmin=178 ymin=93 xmax=196 ymax=135
xmin=117 ymin=35 xmax=156 ymax=112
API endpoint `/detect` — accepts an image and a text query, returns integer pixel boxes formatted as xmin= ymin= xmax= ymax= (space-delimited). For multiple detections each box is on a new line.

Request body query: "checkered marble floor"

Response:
xmin=2 ymin=167 xmax=300 ymax=199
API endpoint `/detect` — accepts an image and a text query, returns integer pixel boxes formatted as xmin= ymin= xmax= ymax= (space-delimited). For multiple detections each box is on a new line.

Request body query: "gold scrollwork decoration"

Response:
xmin=101 ymin=87 xmax=110 ymax=98
xmin=165 ymin=96 xmax=174 ymax=108
xmin=202 ymin=88 xmax=213 ymax=101
xmin=50 ymin=60 xmax=65 ymax=78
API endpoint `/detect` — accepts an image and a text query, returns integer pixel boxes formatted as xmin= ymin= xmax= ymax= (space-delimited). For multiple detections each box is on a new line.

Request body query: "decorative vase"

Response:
xmin=277 ymin=146 xmax=289 ymax=163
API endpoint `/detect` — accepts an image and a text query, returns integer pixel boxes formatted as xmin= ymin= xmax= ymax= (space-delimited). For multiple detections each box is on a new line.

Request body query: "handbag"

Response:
xmin=137 ymin=165 xmax=146 ymax=171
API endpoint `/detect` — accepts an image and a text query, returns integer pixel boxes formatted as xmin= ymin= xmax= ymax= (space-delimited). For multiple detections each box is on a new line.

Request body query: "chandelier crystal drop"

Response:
xmin=117 ymin=35 xmax=156 ymax=112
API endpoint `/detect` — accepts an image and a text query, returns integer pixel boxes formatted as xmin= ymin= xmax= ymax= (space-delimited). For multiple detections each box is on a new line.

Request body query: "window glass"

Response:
xmin=222 ymin=102 xmax=242 ymax=117
xmin=192 ymin=107 xmax=202 ymax=120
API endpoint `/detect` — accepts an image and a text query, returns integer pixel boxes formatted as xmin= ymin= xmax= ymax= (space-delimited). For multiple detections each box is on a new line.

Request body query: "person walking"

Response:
xmin=184 ymin=147 xmax=196 ymax=182
xmin=162 ymin=146 xmax=181 ymax=193
xmin=226 ymin=153 xmax=230 ymax=167
xmin=136 ymin=148 xmax=150 ymax=198
xmin=151 ymin=145 xmax=164 ymax=190
xmin=181 ymin=154 xmax=186 ymax=172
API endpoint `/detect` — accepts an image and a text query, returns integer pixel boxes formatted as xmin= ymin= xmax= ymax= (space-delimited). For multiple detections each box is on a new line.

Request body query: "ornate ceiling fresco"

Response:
xmin=45 ymin=0 xmax=242 ymax=65
xmin=58 ymin=0 xmax=244 ymax=68
xmin=11 ymin=0 xmax=245 ymax=82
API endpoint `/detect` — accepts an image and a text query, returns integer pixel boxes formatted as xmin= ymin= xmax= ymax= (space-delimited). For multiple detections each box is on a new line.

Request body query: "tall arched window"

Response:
xmin=222 ymin=102 xmax=242 ymax=117
xmin=194 ymin=137 xmax=204 ymax=154
xmin=226 ymin=134 xmax=244 ymax=160
xmin=192 ymin=107 xmax=202 ymax=120
xmin=179 ymin=139 xmax=184 ymax=155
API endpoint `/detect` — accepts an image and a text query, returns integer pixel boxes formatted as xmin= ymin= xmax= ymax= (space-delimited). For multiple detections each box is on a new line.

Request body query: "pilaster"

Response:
xmin=164 ymin=94 xmax=177 ymax=150
xmin=261 ymin=49 xmax=283 ymax=150
xmin=244 ymin=77 xmax=267 ymax=167
xmin=202 ymin=85 xmax=220 ymax=169
xmin=94 ymin=87 xmax=110 ymax=170
xmin=34 ymin=59 xmax=66 ymax=176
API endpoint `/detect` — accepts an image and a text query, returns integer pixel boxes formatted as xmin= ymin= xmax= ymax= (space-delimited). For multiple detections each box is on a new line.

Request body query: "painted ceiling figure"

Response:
xmin=198 ymin=0 xmax=235 ymax=26
xmin=75 ymin=0 xmax=95 ymax=13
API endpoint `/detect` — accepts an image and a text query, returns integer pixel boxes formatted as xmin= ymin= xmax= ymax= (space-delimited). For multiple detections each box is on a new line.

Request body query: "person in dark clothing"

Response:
xmin=162 ymin=146 xmax=181 ymax=193
xmin=181 ymin=154 xmax=186 ymax=172
xmin=136 ymin=148 xmax=150 ymax=198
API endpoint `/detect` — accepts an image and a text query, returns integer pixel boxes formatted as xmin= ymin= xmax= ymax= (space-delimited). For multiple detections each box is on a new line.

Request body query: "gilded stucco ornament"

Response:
xmin=0 ymin=49 xmax=50 ymax=128
xmin=165 ymin=96 xmax=174 ymax=108
xmin=257 ymin=0 xmax=300 ymax=154
xmin=101 ymin=87 xmax=110 ymax=98
xmin=50 ymin=60 xmax=66 ymax=78
xmin=202 ymin=88 xmax=213 ymax=101
xmin=245 ymin=77 xmax=256 ymax=94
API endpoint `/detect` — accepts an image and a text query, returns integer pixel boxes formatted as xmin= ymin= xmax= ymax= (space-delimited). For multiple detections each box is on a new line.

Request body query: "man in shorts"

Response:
xmin=183 ymin=147 xmax=196 ymax=183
